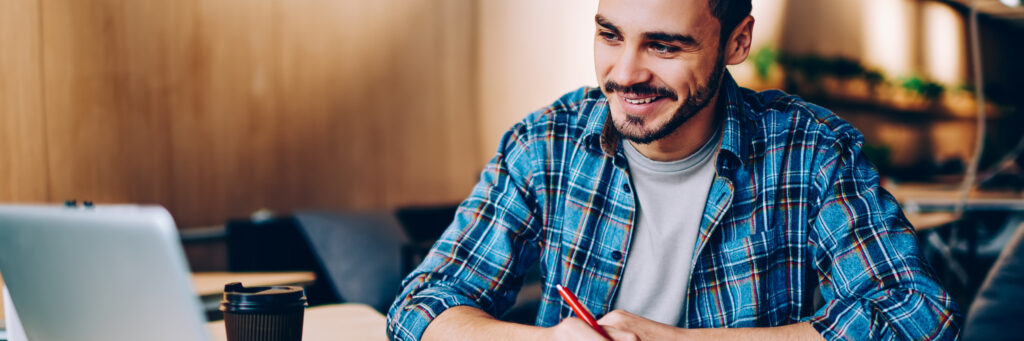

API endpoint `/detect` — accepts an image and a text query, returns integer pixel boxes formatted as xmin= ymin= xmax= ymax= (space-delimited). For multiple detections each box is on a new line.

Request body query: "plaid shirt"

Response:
xmin=387 ymin=73 xmax=961 ymax=340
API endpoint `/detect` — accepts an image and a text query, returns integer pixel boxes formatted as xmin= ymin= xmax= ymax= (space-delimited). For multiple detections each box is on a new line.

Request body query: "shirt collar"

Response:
xmin=582 ymin=96 xmax=617 ymax=157
xmin=584 ymin=71 xmax=748 ymax=169
xmin=717 ymin=71 xmax=748 ymax=169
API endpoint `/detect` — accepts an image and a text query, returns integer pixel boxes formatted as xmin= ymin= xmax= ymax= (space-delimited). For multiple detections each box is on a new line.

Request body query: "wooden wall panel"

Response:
xmin=40 ymin=0 xmax=177 ymax=206
xmin=167 ymin=0 xmax=278 ymax=226
xmin=7 ymin=0 xmax=480 ymax=227
xmin=0 ymin=0 xmax=49 ymax=202
xmin=165 ymin=0 xmax=482 ymax=226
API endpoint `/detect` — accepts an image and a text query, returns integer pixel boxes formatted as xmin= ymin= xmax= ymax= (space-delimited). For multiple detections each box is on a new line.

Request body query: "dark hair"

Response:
xmin=708 ymin=0 xmax=752 ymax=46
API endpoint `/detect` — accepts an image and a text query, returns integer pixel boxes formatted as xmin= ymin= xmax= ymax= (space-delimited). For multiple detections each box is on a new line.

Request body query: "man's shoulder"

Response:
xmin=739 ymin=87 xmax=863 ymax=147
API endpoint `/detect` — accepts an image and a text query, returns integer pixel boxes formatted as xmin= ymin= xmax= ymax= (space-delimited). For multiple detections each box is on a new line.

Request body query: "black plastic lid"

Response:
xmin=219 ymin=282 xmax=308 ymax=313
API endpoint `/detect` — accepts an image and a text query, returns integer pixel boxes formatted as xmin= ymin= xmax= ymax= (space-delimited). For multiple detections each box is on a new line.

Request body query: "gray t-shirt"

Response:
xmin=612 ymin=129 xmax=720 ymax=326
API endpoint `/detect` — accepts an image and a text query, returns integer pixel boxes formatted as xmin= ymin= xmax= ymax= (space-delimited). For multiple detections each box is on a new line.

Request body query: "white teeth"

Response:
xmin=624 ymin=97 xmax=657 ymax=104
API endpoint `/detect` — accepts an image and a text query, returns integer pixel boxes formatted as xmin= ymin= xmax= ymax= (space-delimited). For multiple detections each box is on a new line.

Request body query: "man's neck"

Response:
xmin=628 ymin=92 xmax=721 ymax=162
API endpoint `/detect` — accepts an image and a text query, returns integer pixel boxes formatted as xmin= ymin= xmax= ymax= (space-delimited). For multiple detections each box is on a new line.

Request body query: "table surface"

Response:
xmin=889 ymin=184 xmax=1023 ymax=209
xmin=191 ymin=271 xmax=316 ymax=298
xmin=888 ymin=183 xmax=1022 ymax=229
xmin=191 ymin=271 xmax=317 ymax=313
xmin=904 ymin=211 xmax=959 ymax=231
xmin=207 ymin=304 xmax=387 ymax=341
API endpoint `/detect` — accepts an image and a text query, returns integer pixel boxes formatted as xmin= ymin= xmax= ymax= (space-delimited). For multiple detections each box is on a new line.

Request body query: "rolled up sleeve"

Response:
xmin=386 ymin=123 xmax=544 ymax=341
xmin=807 ymin=139 xmax=961 ymax=340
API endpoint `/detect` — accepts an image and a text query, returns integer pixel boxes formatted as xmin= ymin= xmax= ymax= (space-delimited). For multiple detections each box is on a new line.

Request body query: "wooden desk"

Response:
xmin=889 ymin=184 xmax=1024 ymax=211
xmin=886 ymin=183 xmax=1022 ymax=230
xmin=208 ymin=304 xmax=387 ymax=341
xmin=905 ymin=212 xmax=958 ymax=231
xmin=191 ymin=271 xmax=316 ymax=311
xmin=192 ymin=272 xmax=316 ymax=298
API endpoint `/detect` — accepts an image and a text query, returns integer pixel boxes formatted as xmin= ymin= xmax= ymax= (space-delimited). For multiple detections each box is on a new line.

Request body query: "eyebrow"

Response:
xmin=594 ymin=14 xmax=700 ymax=48
xmin=643 ymin=32 xmax=699 ymax=47
xmin=594 ymin=15 xmax=620 ymax=35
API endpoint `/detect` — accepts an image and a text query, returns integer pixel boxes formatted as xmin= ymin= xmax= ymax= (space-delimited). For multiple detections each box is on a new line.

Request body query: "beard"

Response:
xmin=605 ymin=53 xmax=726 ymax=145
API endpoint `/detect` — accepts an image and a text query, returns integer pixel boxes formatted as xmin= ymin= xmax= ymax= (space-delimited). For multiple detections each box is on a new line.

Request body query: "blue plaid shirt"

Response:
xmin=387 ymin=73 xmax=961 ymax=340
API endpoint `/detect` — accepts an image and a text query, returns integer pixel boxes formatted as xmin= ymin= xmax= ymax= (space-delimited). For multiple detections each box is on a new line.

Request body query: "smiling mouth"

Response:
xmin=623 ymin=96 xmax=660 ymax=105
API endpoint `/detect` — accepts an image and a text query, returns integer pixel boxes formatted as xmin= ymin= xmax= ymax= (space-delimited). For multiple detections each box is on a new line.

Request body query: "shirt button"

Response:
xmin=622 ymin=183 xmax=631 ymax=193
xmin=611 ymin=251 xmax=623 ymax=261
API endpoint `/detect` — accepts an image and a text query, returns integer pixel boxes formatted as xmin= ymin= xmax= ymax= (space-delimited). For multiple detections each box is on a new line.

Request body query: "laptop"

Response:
xmin=0 ymin=204 xmax=210 ymax=341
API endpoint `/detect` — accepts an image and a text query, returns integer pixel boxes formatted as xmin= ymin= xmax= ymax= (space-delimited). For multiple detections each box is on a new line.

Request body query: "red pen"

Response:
xmin=556 ymin=284 xmax=612 ymax=339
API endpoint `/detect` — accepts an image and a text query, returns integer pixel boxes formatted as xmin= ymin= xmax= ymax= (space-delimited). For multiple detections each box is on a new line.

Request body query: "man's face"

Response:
xmin=595 ymin=0 xmax=726 ymax=144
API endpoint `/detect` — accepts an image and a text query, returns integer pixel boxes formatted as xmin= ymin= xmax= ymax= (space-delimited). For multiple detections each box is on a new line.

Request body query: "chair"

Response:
xmin=962 ymin=219 xmax=1024 ymax=339
xmin=292 ymin=211 xmax=409 ymax=313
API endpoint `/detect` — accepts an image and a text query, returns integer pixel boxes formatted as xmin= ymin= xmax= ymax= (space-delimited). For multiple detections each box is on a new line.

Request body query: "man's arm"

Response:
xmin=422 ymin=306 xmax=545 ymax=341
xmin=684 ymin=322 xmax=821 ymax=340
xmin=386 ymin=123 xmax=545 ymax=341
xmin=423 ymin=306 xmax=623 ymax=341
xmin=598 ymin=309 xmax=824 ymax=341
xmin=802 ymin=138 xmax=961 ymax=339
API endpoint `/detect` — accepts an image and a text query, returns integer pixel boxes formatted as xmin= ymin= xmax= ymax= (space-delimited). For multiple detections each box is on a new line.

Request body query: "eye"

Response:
xmin=649 ymin=42 xmax=679 ymax=55
xmin=598 ymin=31 xmax=620 ymax=42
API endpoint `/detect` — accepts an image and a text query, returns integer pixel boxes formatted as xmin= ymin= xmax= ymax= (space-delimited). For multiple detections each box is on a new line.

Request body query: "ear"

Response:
xmin=723 ymin=16 xmax=754 ymax=65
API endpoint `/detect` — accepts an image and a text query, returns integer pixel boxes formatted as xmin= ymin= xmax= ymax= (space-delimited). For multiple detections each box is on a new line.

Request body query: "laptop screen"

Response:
xmin=0 ymin=204 xmax=210 ymax=341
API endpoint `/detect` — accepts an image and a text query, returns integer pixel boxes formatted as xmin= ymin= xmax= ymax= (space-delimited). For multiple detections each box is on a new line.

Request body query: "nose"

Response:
xmin=608 ymin=47 xmax=651 ymax=88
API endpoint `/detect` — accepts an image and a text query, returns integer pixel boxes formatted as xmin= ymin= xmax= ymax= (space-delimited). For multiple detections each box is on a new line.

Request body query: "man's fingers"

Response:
xmin=551 ymin=317 xmax=609 ymax=341
xmin=597 ymin=309 xmax=635 ymax=329
xmin=604 ymin=325 xmax=640 ymax=341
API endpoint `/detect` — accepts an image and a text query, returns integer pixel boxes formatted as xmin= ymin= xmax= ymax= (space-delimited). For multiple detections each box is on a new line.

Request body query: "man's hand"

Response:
xmin=549 ymin=316 xmax=638 ymax=341
xmin=598 ymin=310 xmax=683 ymax=340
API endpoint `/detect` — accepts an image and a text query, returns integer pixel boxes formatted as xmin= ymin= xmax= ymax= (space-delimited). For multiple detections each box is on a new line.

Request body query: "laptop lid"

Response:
xmin=0 ymin=204 xmax=210 ymax=341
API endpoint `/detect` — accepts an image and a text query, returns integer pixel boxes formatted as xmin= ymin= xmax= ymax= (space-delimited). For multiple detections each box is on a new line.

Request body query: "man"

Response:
xmin=388 ymin=0 xmax=961 ymax=339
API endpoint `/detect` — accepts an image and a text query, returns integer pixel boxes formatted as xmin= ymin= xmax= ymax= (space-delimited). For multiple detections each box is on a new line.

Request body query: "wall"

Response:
xmin=476 ymin=0 xmax=599 ymax=162
xmin=0 ymin=0 xmax=480 ymax=227
xmin=0 ymin=0 xmax=49 ymax=204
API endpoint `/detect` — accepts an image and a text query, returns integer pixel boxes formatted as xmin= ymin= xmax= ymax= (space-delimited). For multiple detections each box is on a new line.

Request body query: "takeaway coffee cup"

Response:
xmin=220 ymin=282 xmax=308 ymax=341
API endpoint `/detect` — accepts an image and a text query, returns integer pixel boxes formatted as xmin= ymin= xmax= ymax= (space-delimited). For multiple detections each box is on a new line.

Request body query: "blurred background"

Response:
xmin=1 ymin=0 xmax=1022 ymax=324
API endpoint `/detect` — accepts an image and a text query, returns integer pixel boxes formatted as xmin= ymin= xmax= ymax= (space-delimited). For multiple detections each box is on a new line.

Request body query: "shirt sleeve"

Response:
xmin=386 ymin=123 xmax=544 ymax=341
xmin=806 ymin=137 xmax=962 ymax=340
